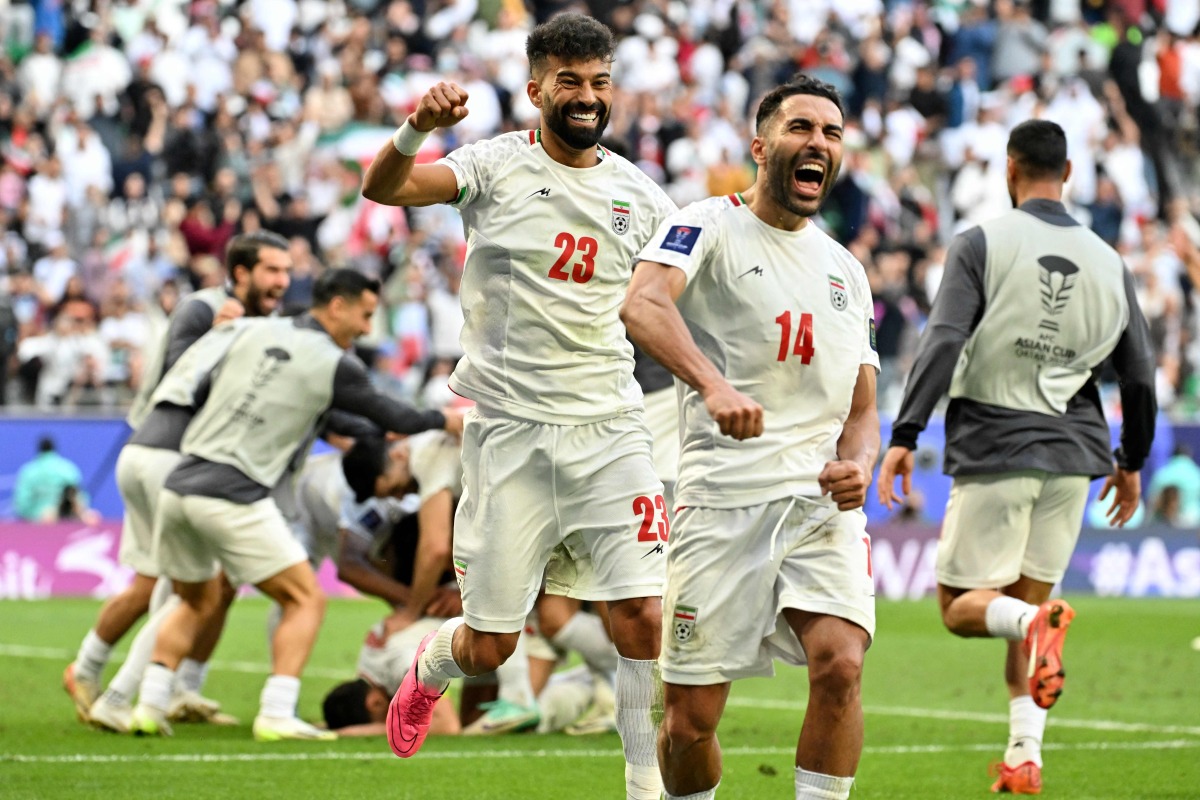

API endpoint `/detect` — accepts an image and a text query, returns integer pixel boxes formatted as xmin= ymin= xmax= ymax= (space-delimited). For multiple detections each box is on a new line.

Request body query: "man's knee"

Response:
xmin=176 ymin=580 xmax=222 ymax=617
xmin=259 ymin=564 xmax=326 ymax=614
xmin=607 ymin=595 xmax=662 ymax=656
xmin=661 ymin=701 xmax=718 ymax=751
xmin=459 ymin=629 xmax=518 ymax=674
xmin=808 ymin=645 xmax=865 ymax=703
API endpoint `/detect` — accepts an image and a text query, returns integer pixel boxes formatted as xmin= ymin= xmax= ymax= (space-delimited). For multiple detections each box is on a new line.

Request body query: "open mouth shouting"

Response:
xmin=793 ymin=159 xmax=828 ymax=200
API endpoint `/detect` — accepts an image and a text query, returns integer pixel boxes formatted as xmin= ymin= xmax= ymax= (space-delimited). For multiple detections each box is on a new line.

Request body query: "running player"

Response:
xmin=361 ymin=14 xmax=675 ymax=796
xmin=70 ymin=232 xmax=290 ymax=730
xmin=622 ymin=75 xmax=879 ymax=800
xmin=128 ymin=269 xmax=461 ymax=741
xmin=877 ymin=119 xmax=1156 ymax=794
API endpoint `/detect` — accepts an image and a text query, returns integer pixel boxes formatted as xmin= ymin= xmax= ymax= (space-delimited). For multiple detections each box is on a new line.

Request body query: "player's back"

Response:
xmin=440 ymin=130 xmax=676 ymax=424
xmin=950 ymin=202 xmax=1130 ymax=417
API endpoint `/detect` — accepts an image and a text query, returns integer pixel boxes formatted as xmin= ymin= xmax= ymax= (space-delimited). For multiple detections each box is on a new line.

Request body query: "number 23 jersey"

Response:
xmin=637 ymin=194 xmax=879 ymax=509
xmin=439 ymin=130 xmax=677 ymax=425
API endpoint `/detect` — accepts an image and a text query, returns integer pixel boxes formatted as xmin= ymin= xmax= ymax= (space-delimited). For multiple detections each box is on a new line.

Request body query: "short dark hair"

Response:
xmin=38 ymin=436 xmax=55 ymax=453
xmin=526 ymin=13 xmax=615 ymax=79
xmin=322 ymin=679 xmax=372 ymax=730
xmin=311 ymin=268 xmax=381 ymax=309
xmin=342 ymin=435 xmax=388 ymax=504
xmin=225 ymin=231 xmax=289 ymax=279
xmin=755 ymin=74 xmax=845 ymax=134
xmin=1007 ymin=119 xmax=1068 ymax=180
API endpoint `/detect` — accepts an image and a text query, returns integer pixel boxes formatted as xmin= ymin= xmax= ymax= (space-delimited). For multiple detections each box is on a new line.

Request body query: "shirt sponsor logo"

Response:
xmin=526 ymin=187 xmax=551 ymax=199
xmin=1037 ymin=255 xmax=1079 ymax=333
xmin=738 ymin=266 xmax=764 ymax=279
xmin=661 ymin=225 xmax=700 ymax=255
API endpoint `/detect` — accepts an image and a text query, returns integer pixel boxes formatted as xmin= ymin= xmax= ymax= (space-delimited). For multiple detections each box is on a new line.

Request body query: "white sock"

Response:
xmin=139 ymin=663 xmax=175 ymax=712
xmin=106 ymin=595 xmax=181 ymax=705
xmin=536 ymin=668 xmax=595 ymax=733
xmin=985 ymin=596 xmax=1039 ymax=640
xmin=417 ymin=617 xmax=467 ymax=691
xmin=259 ymin=674 xmax=301 ymax=719
xmin=177 ymin=658 xmax=210 ymax=694
xmin=148 ymin=577 xmax=173 ymax=614
xmin=74 ymin=630 xmax=113 ymax=683
xmin=552 ymin=612 xmax=619 ymax=675
xmin=795 ymin=767 xmax=853 ymax=800
xmin=664 ymin=787 xmax=718 ymax=800
xmin=616 ymin=657 xmax=662 ymax=800
xmin=494 ymin=634 xmax=536 ymax=707
xmin=1005 ymin=695 xmax=1047 ymax=767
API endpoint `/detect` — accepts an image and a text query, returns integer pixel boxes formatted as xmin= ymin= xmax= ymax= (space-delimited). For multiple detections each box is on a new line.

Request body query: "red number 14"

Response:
xmin=775 ymin=311 xmax=814 ymax=363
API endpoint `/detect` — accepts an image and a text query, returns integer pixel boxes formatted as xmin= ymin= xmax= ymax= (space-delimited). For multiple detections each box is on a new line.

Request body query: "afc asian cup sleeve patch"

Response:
xmin=660 ymin=225 xmax=702 ymax=255
xmin=869 ymin=318 xmax=877 ymax=352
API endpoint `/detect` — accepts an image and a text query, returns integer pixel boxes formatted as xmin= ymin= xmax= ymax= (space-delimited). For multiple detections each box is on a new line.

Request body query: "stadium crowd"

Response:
xmin=0 ymin=0 xmax=1198 ymax=419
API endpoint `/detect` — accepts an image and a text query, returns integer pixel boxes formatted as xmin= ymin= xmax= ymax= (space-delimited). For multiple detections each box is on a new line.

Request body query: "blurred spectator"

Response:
xmin=12 ymin=436 xmax=96 ymax=523
xmin=17 ymin=310 xmax=109 ymax=408
xmin=1147 ymin=445 xmax=1200 ymax=528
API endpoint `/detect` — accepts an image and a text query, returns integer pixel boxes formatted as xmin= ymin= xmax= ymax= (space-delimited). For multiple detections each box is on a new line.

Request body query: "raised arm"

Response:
xmin=361 ymin=82 xmax=468 ymax=207
xmin=334 ymin=528 xmax=410 ymax=608
xmin=621 ymin=261 xmax=763 ymax=440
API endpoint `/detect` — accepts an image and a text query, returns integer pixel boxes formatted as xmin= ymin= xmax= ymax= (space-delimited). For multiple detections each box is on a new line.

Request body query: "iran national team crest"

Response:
xmin=673 ymin=605 xmax=698 ymax=643
xmin=829 ymin=274 xmax=848 ymax=311
xmin=611 ymin=199 xmax=630 ymax=235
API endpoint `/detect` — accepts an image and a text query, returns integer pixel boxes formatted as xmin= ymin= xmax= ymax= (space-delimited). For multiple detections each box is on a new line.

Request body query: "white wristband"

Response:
xmin=392 ymin=120 xmax=430 ymax=156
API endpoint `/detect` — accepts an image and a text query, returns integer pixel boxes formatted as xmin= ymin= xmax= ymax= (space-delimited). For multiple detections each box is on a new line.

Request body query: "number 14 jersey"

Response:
xmin=636 ymin=194 xmax=879 ymax=509
xmin=439 ymin=130 xmax=677 ymax=425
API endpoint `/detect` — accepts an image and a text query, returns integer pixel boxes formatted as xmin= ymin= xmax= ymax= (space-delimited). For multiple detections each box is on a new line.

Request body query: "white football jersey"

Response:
xmin=406 ymin=430 xmax=463 ymax=504
xmin=440 ymin=130 xmax=677 ymax=424
xmin=636 ymin=193 xmax=880 ymax=509
xmin=292 ymin=451 xmax=352 ymax=564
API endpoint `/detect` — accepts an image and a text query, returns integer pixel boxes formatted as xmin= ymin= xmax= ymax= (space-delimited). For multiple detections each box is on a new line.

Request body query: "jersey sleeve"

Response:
xmin=849 ymin=259 xmax=881 ymax=373
xmin=407 ymin=432 xmax=463 ymax=504
xmin=635 ymin=202 xmax=721 ymax=284
xmin=437 ymin=133 xmax=525 ymax=209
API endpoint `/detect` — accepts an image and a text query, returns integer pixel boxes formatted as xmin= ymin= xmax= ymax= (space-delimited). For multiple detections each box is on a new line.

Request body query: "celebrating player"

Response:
xmin=69 ymin=232 xmax=290 ymax=732
xmin=128 ymin=269 xmax=461 ymax=741
xmin=622 ymin=75 xmax=879 ymax=800
xmin=361 ymin=13 xmax=676 ymax=797
xmin=877 ymin=119 xmax=1156 ymax=794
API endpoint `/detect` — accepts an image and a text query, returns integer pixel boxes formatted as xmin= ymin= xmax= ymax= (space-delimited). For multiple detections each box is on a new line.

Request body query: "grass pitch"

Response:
xmin=1 ymin=597 xmax=1197 ymax=799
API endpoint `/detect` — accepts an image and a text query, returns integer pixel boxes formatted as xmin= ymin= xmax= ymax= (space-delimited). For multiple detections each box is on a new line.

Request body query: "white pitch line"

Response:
xmin=5 ymin=740 xmax=1199 ymax=765
xmin=728 ymin=697 xmax=1200 ymax=737
xmin=5 ymin=643 xmax=1198 ymax=738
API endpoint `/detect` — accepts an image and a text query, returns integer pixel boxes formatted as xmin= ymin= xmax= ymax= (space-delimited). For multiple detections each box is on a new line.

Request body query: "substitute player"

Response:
xmin=361 ymin=14 xmax=675 ymax=797
xmin=129 ymin=269 xmax=461 ymax=741
xmin=68 ymin=231 xmax=290 ymax=730
xmin=878 ymin=119 xmax=1156 ymax=794
xmin=622 ymin=75 xmax=879 ymax=800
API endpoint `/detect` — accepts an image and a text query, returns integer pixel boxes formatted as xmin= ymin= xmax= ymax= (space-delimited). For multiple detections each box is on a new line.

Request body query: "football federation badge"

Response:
xmin=829 ymin=274 xmax=848 ymax=311
xmin=611 ymin=199 xmax=630 ymax=235
xmin=672 ymin=605 xmax=697 ymax=643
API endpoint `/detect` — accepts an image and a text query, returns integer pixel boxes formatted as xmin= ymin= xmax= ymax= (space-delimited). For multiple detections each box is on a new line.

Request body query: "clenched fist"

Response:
xmin=411 ymin=82 xmax=470 ymax=133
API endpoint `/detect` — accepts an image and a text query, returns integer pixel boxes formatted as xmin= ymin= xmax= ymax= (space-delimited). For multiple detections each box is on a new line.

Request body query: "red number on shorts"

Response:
xmin=548 ymin=232 xmax=598 ymax=283
xmin=634 ymin=495 xmax=670 ymax=542
xmin=775 ymin=311 xmax=815 ymax=364
xmin=863 ymin=536 xmax=873 ymax=578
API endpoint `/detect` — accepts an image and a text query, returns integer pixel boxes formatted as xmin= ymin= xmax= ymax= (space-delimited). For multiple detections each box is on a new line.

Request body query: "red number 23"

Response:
xmin=548 ymin=232 xmax=598 ymax=283
xmin=633 ymin=495 xmax=670 ymax=542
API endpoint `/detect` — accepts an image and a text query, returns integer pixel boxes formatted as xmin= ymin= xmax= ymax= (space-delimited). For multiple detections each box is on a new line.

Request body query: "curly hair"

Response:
xmin=755 ymin=74 xmax=845 ymax=134
xmin=526 ymin=13 xmax=616 ymax=79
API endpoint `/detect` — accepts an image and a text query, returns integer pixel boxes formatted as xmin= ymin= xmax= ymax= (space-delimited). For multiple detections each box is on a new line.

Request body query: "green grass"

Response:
xmin=1 ymin=597 xmax=1197 ymax=798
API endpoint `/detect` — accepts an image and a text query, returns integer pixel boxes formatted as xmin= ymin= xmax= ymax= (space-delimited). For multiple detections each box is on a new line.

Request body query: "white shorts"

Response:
xmin=115 ymin=444 xmax=181 ymax=578
xmin=153 ymin=490 xmax=309 ymax=586
xmin=642 ymin=386 xmax=680 ymax=485
xmin=660 ymin=497 xmax=876 ymax=686
xmin=938 ymin=471 xmax=1090 ymax=588
xmin=454 ymin=409 xmax=666 ymax=633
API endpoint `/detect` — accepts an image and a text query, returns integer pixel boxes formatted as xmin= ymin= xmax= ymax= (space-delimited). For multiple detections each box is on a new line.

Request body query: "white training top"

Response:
xmin=636 ymin=193 xmax=880 ymax=509
xmin=405 ymin=430 xmax=464 ymax=505
xmin=440 ymin=129 xmax=677 ymax=424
